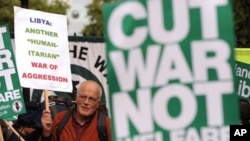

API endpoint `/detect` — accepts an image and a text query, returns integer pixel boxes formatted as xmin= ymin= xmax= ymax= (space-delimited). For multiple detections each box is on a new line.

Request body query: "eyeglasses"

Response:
xmin=78 ymin=95 xmax=100 ymax=104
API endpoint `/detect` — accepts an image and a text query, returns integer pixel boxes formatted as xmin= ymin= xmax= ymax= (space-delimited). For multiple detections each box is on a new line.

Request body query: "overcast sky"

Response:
xmin=67 ymin=0 xmax=91 ymax=35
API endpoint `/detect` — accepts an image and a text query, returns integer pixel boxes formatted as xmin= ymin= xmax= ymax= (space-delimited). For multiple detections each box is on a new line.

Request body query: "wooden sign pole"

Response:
xmin=0 ymin=124 xmax=4 ymax=141
xmin=44 ymin=89 xmax=49 ymax=110
xmin=4 ymin=121 xmax=25 ymax=141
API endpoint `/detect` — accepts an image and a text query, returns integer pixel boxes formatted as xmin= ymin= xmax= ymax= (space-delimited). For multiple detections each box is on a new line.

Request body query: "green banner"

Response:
xmin=0 ymin=25 xmax=26 ymax=120
xmin=104 ymin=0 xmax=239 ymax=140
xmin=235 ymin=61 xmax=250 ymax=100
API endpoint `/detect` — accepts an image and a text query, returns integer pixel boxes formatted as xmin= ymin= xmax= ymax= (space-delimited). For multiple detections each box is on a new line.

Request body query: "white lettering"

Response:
xmin=148 ymin=0 xmax=189 ymax=43
xmin=194 ymin=81 xmax=233 ymax=126
xmin=0 ymin=50 xmax=14 ymax=69
xmin=110 ymin=45 xmax=160 ymax=91
xmin=108 ymin=1 xmax=147 ymax=50
xmin=155 ymin=44 xmax=193 ymax=86
xmin=170 ymin=126 xmax=228 ymax=141
xmin=0 ymin=68 xmax=16 ymax=90
xmin=0 ymin=89 xmax=21 ymax=102
xmin=113 ymin=89 xmax=153 ymax=137
xmin=192 ymin=40 xmax=231 ymax=81
xmin=153 ymin=84 xmax=196 ymax=130
xmin=234 ymin=129 xmax=247 ymax=136
xmin=189 ymin=0 xmax=227 ymax=39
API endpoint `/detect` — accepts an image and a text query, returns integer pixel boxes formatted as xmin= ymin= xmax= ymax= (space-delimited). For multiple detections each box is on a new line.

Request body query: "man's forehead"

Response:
xmin=79 ymin=86 xmax=99 ymax=95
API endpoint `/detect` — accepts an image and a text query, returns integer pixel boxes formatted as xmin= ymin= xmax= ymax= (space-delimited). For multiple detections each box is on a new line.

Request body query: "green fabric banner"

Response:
xmin=104 ymin=0 xmax=239 ymax=140
xmin=0 ymin=25 xmax=26 ymax=120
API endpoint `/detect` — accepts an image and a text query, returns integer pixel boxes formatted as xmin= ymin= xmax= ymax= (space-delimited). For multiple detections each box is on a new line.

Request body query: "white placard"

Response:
xmin=14 ymin=6 xmax=72 ymax=92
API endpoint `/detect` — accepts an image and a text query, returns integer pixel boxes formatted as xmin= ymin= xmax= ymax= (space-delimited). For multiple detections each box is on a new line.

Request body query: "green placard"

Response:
xmin=0 ymin=25 xmax=26 ymax=120
xmin=104 ymin=0 xmax=239 ymax=140
xmin=235 ymin=61 xmax=250 ymax=100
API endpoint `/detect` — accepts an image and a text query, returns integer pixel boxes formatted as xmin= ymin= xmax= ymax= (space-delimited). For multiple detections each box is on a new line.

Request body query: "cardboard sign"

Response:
xmin=0 ymin=25 xmax=26 ymax=120
xmin=104 ymin=0 xmax=239 ymax=140
xmin=14 ymin=6 xmax=72 ymax=92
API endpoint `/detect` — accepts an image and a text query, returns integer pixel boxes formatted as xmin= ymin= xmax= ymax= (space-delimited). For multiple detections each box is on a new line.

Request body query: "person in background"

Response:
xmin=8 ymin=102 xmax=43 ymax=141
xmin=40 ymin=80 xmax=112 ymax=141
xmin=1 ymin=120 xmax=12 ymax=141
xmin=239 ymin=98 xmax=250 ymax=125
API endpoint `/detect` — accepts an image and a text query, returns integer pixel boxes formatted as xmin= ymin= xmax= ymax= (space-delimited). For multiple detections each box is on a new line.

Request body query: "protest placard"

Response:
xmin=14 ymin=6 xmax=72 ymax=93
xmin=104 ymin=0 xmax=239 ymax=140
xmin=235 ymin=48 xmax=250 ymax=100
xmin=0 ymin=24 xmax=26 ymax=120
xmin=235 ymin=61 xmax=250 ymax=100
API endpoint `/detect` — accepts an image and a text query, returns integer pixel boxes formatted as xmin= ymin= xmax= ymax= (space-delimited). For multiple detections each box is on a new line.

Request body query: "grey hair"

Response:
xmin=77 ymin=80 xmax=102 ymax=98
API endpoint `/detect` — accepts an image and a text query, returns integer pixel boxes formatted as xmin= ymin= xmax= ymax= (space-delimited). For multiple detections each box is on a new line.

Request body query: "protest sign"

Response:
xmin=235 ymin=61 xmax=250 ymax=100
xmin=30 ymin=41 xmax=109 ymax=107
xmin=104 ymin=0 xmax=239 ymax=140
xmin=14 ymin=6 xmax=72 ymax=92
xmin=234 ymin=48 xmax=250 ymax=101
xmin=0 ymin=25 xmax=26 ymax=120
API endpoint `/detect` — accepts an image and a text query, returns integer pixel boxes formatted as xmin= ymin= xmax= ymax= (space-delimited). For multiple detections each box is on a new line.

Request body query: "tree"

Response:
xmin=82 ymin=0 xmax=115 ymax=36
xmin=0 ymin=0 xmax=69 ymax=32
xmin=233 ymin=0 xmax=250 ymax=47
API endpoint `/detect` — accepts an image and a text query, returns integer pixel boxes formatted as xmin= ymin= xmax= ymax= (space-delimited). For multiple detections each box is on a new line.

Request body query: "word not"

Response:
xmin=0 ymin=89 xmax=21 ymax=102
xmin=28 ymin=50 xmax=59 ymax=59
xmin=113 ymin=82 xmax=232 ymax=138
xmin=25 ymin=28 xmax=58 ymax=38
xmin=30 ymin=17 xmax=52 ymax=26
xmin=31 ymin=62 xmax=58 ymax=70
xmin=27 ymin=39 xmax=57 ymax=47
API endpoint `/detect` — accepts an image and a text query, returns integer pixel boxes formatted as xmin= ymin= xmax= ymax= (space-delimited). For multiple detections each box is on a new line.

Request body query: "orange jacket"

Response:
xmin=41 ymin=110 xmax=112 ymax=141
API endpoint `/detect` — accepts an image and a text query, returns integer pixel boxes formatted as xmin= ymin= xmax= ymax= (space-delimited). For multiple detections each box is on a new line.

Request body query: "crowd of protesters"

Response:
xmin=2 ymin=82 xmax=250 ymax=140
xmin=1 ymin=80 xmax=111 ymax=141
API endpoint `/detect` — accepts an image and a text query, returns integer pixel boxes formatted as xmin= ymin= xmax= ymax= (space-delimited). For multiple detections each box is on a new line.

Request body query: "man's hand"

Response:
xmin=41 ymin=110 xmax=53 ymax=137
